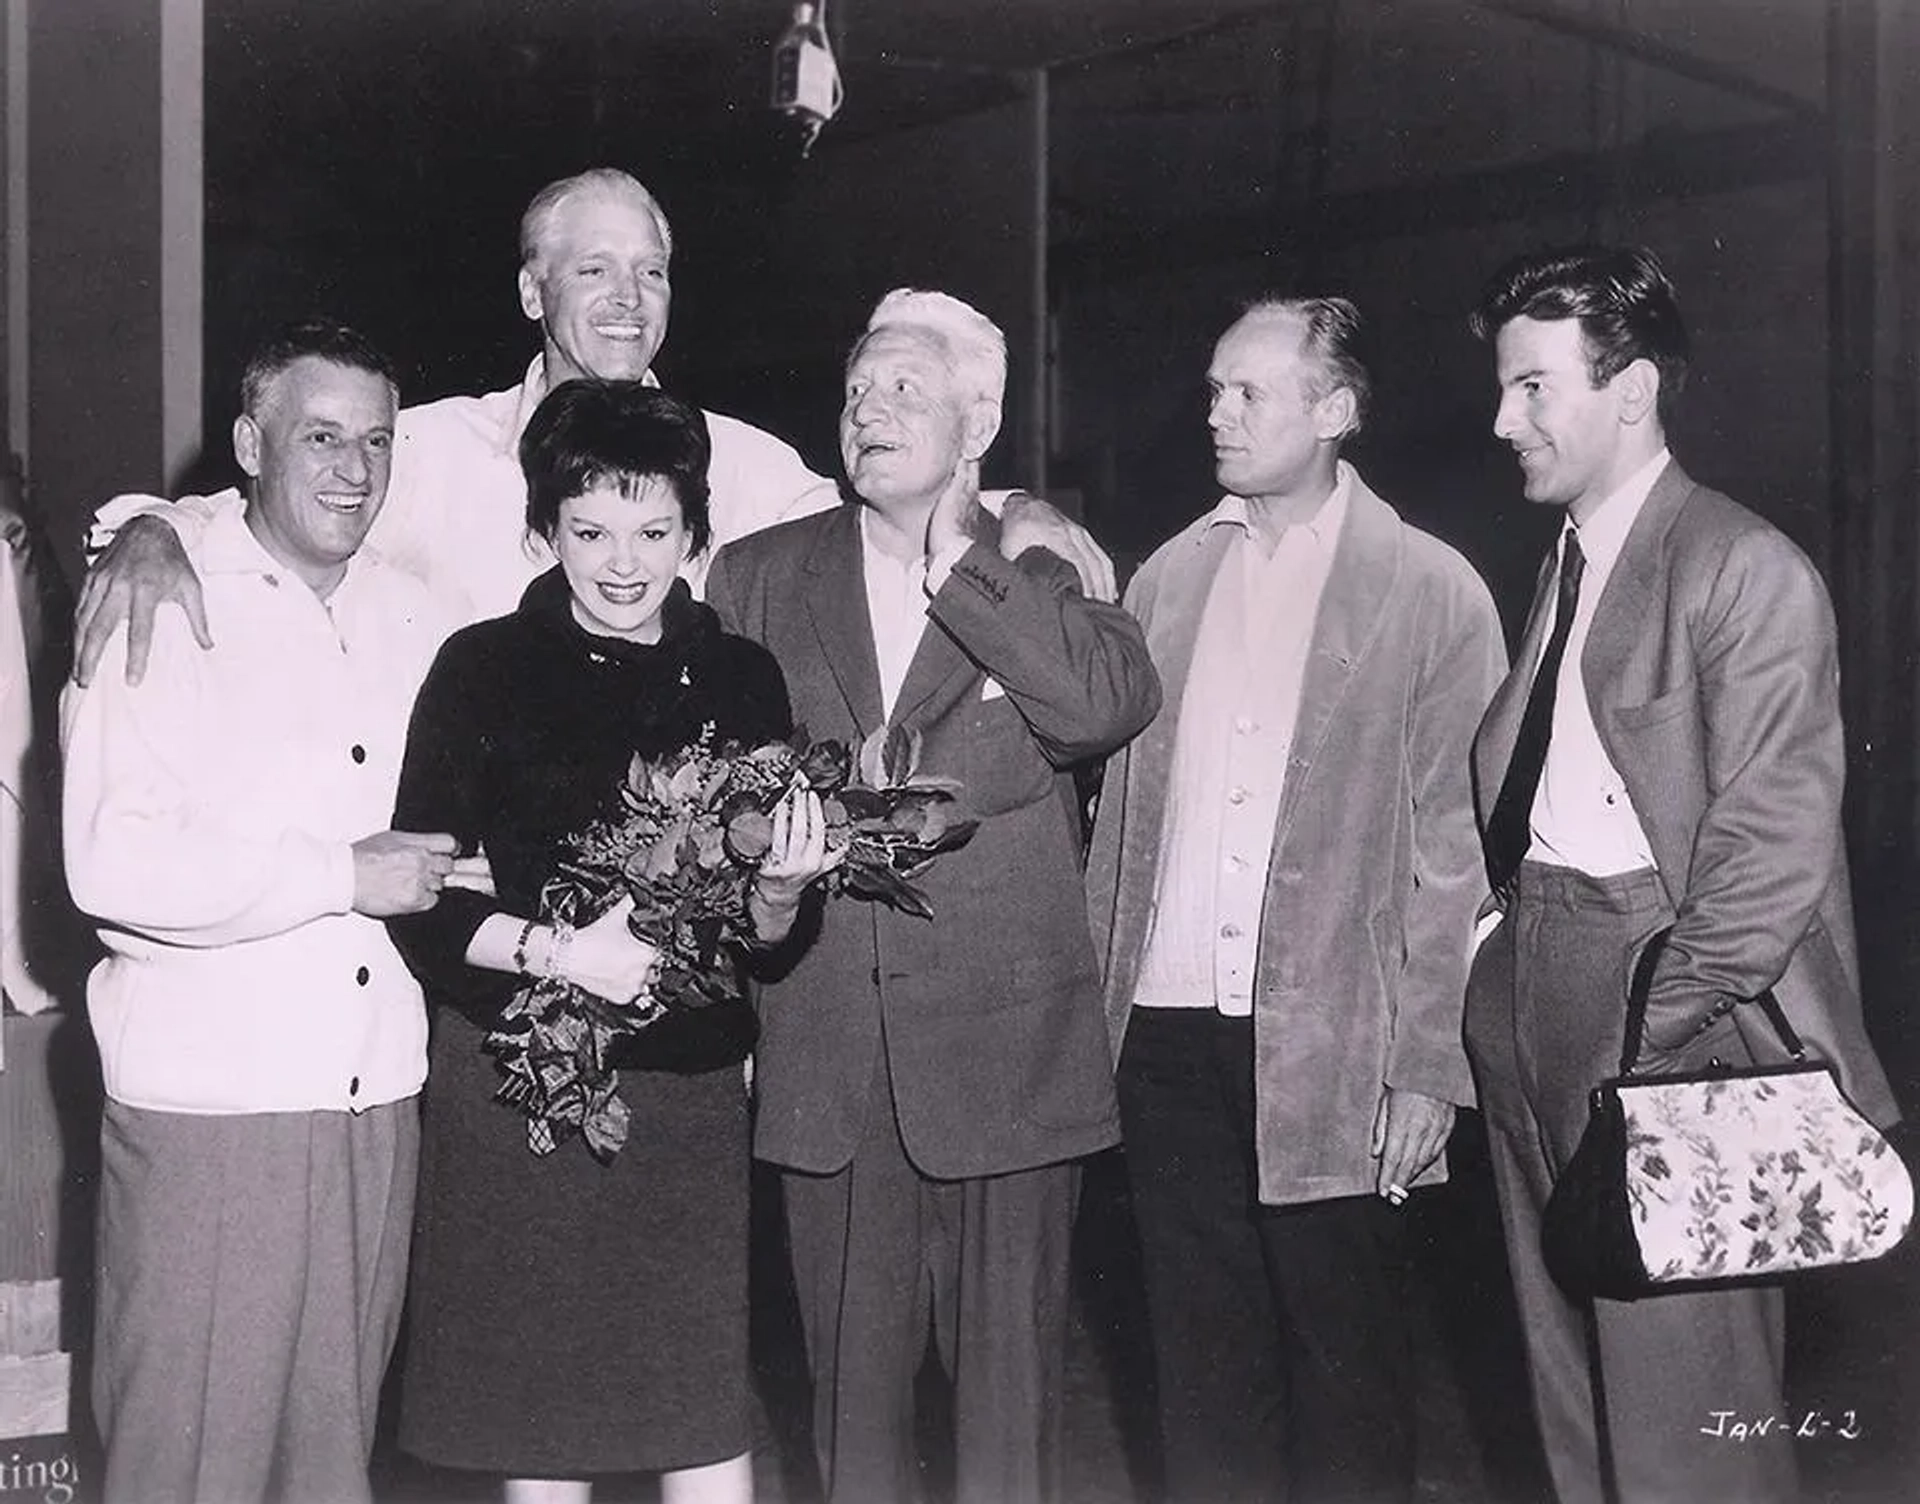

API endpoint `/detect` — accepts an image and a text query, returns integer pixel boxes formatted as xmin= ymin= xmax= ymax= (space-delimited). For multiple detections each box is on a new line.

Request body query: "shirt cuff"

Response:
xmin=323 ymin=840 xmax=359 ymax=917
xmin=87 ymin=493 xmax=176 ymax=560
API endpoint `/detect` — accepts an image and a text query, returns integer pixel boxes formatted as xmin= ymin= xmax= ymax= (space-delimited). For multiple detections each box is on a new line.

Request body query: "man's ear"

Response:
xmin=232 ymin=414 xmax=262 ymax=478
xmin=517 ymin=264 xmax=545 ymax=323
xmin=1616 ymin=357 xmax=1660 ymax=425
xmin=961 ymin=398 xmax=1003 ymax=463
xmin=1313 ymin=385 xmax=1359 ymax=442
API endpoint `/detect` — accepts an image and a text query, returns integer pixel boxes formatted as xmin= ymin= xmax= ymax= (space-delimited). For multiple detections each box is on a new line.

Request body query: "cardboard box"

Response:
xmin=0 ymin=1353 xmax=68 ymax=1441
xmin=0 ymin=1285 xmax=59 ymax=1360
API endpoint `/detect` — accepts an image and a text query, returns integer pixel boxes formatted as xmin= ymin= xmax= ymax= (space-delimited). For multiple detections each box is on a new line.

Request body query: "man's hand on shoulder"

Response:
xmin=74 ymin=513 xmax=211 ymax=687
xmin=998 ymin=492 xmax=1117 ymax=602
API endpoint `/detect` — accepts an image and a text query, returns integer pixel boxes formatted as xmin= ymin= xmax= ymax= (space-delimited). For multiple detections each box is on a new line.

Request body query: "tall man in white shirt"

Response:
xmin=60 ymin=321 xmax=472 ymax=1503
xmin=1464 ymin=245 xmax=1898 ymax=1504
xmin=1086 ymin=298 xmax=1505 ymax=1504
xmin=71 ymin=167 xmax=1112 ymax=681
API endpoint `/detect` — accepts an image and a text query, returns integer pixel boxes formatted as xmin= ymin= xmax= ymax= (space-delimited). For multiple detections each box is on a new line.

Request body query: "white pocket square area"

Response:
xmin=980 ymin=676 xmax=1007 ymax=702
xmin=1469 ymin=907 xmax=1503 ymax=960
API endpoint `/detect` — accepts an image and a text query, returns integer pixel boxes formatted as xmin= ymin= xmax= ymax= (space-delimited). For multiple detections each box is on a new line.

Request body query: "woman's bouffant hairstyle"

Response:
xmin=519 ymin=380 xmax=713 ymax=556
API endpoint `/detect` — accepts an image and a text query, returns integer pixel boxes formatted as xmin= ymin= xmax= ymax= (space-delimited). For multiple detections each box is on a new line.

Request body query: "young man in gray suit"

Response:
xmin=704 ymin=289 xmax=1159 ymax=1504
xmin=1086 ymin=297 xmax=1505 ymax=1504
xmin=1465 ymin=245 xmax=1898 ymax=1504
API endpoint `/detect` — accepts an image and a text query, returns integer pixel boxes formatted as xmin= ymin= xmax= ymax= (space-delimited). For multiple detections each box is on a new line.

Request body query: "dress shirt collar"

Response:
xmin=190 ymin=490 xmax=263 ymax=575
xmin=1564 ymin=448 xmax=1669 ymax=579
xmin=195 ymin=488 xmax=378 ymax=604
xmin=857 ymin=503 xmax=927 ymax=575
xmin=505 ymin=355 xmax=663 ymax=456
xmin=1203 ymin=458 xmax=1353 ymax=554
xmin=857 ymin=503 xmax=933 ymax=721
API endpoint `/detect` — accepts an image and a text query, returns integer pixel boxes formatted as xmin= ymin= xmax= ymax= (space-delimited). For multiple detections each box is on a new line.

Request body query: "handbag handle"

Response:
xmin=1620 ymin=926 xmax=1808 ymax=1077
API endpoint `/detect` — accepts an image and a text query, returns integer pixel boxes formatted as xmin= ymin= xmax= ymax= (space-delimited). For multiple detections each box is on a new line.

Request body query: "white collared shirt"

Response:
xmin=1134 ymin=464 xmax=1352 ymax=1014
xmin=62 ymin=499 xmax=456 ymax=1114
xmin=1525 ymin=448 xmax=1669 ymax=876
xmin=859 ymin=508 xmax=934 ymax=721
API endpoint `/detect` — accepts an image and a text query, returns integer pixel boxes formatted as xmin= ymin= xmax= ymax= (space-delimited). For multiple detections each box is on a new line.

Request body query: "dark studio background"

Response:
xmin=4 ymin=2 xmax=1920 ymax=1500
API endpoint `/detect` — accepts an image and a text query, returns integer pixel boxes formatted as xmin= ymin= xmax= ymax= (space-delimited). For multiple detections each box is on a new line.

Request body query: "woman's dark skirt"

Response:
xmin=398 ymin=1009 xmax=750 ymax=1476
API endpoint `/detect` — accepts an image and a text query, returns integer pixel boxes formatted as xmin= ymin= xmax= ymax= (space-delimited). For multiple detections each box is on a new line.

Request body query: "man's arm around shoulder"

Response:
xmin=75 ymin=490 xmax=238 ymax=685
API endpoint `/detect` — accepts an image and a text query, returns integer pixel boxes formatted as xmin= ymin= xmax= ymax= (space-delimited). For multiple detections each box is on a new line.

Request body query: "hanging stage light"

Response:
xmin=770 ymin=0 xmax=843 ymax=156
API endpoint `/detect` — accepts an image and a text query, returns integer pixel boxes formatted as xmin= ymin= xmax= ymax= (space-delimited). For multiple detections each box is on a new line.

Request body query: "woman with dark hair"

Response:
xmin=386 ymin=381 xmax=830 ymax=1504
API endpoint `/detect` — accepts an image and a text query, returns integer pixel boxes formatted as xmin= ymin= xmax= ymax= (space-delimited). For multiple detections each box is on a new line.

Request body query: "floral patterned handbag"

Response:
xmin=1542 ymin=927 xmax=1913 ymax=1301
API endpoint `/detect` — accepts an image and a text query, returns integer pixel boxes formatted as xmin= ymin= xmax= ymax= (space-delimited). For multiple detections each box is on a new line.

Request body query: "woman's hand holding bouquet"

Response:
xmin=490 ymin=726 xmax=976 ymax=1160
xmin=546 ymin=894 xmax=665 ymax=1021
xmin=748 ymin=785 xmax=846 ymax=941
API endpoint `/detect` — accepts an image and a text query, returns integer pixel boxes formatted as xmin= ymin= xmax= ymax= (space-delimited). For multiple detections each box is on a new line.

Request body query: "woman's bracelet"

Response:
xmin=750 ymin=876 xmax=804 ymax=912
xmin=511 ymin=918 xmax=539 ymax=976
xmin=634 ymin=948 xmax=664 ymax=1006
xmin=544 ymin=922 xmax=574 ymax=982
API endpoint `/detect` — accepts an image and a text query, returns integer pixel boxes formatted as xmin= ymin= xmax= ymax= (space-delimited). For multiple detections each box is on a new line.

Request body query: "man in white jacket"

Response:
xmin=73 ymin=168 xmax=1112 ymax=682
xmin=61 ymin=320 xmax=466 ymax=1504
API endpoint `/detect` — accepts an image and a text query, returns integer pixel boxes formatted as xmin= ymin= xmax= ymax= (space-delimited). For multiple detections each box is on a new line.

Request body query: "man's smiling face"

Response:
xmin=234 ymin=355 xmax=396 ymax=595
xmin=518 ymin=184 xmax=672 ymax=385
xmin=1491 ymin=314 xmax=1638 ymax=517
xmin=839 ymin=325 xmax=993 ymax=512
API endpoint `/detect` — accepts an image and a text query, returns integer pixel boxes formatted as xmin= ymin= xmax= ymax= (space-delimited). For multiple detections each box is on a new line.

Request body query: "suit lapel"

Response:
xmin=1474 ymin=551 xmax=1556 ymax=814
xmin=1273 ymin=481 xmax=1399 ymax=845
xmin=890 ymin=614 xmax=974 ymax=730
xmin=1472 ymin=460 xmax=1696 ymax=817
xmin=890 ymin=512 xmax=1008 ymax=730
xmin=1581 ymin=460 xmax=1695 ymax=710
xmin=802 ymin=507 xmax=885 ymax=734
xmin=1122 ymin=522 xmax=1236 ymax=853
xmin=1143 ymin=523 xmax=1236 ymax=759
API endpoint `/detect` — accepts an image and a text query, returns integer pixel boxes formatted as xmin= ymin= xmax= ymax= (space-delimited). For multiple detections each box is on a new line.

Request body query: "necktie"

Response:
xmin=1485 ymin=531 xmax=1586 ymax=894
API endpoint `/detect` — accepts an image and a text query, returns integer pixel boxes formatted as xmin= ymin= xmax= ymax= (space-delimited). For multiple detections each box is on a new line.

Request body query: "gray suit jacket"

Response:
xmin=706 ymin=502 xmax=1162 ymax=1177
xmin=1472 ymin=461 xmax=1898 ymax=1125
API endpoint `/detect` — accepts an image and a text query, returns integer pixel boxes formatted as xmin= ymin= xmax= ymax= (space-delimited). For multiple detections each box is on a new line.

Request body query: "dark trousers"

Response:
xmin=1463 ymin=862 xmax=1795 ymax=1504
xmin=780 ymin=1062 xmax=1079 ymax=1504
xmin=1119 ymin=1008 xmax=1415 ymax=1504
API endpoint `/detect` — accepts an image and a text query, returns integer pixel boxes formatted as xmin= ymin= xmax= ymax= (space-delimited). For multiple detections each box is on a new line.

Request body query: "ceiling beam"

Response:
xmin=1045 ymin=3 xmax=1282 ymax=76
xmin=1054 ymin=114 xmax=1824 ymax=281
xmin=1480 ymin=0 xmax=1822 ymax=120
xmin=836 ymin=1 xmax=1281 ymax=79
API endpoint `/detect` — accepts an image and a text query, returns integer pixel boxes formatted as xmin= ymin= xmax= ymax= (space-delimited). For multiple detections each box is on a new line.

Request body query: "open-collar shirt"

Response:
xmin=860 ymin=506 xmax=936 ymax=723
xmin=1134 ymin=464 xmax=1352 ymax=1014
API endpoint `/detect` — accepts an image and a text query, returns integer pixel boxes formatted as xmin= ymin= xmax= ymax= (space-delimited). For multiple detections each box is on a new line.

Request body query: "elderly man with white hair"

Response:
xmin=72 ymin=169 xmax=1113 ymax=681
xmin=705 ymin=289 xmax=1160 ymax=1504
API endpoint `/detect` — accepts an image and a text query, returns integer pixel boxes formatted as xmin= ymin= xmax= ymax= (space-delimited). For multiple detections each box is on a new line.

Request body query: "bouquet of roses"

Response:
xmin=488 ymin=723 xmax=978 ymax=1159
